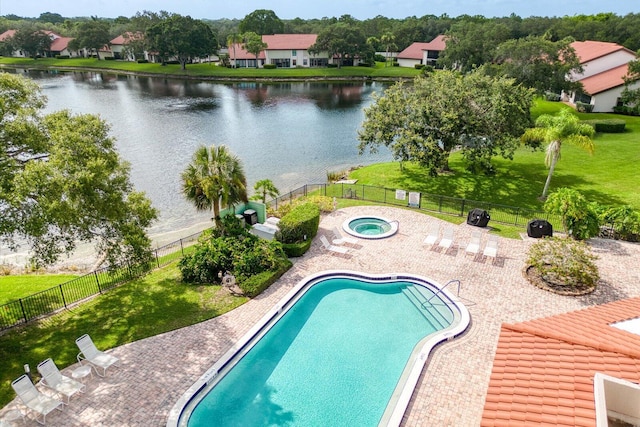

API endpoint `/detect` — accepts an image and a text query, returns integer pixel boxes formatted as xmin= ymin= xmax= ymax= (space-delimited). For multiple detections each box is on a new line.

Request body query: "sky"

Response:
xmin=2 ymin=0 xmax=638 ymax=21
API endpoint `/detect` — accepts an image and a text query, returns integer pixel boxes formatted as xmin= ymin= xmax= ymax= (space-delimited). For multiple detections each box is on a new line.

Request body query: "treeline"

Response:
xmin=2 ymin=11 xmax=640 ymax=52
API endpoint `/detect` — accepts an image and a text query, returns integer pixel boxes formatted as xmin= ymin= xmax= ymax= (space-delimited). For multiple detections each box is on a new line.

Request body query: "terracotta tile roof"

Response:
xmin=262 ymin=34 xmax=317 ymax=50
xmin=228 ymin=43 xmax=265 ymax=60
xmin=579 ymin=63 xmax=629 ymax=95
xmin=571 ymin=40 xmax=635 ymax=64
xmin=50 ymin=36 xmax=73 ymax=52
xmin=0 ymin=29 xmax=16 ymax=41
xmin=110 ymin=32 xmax=143 ymax=45
xmin=397 ymin=35 xmax=447 ymax=59
xmin=482 ymin=297 xmax=640 ymax=426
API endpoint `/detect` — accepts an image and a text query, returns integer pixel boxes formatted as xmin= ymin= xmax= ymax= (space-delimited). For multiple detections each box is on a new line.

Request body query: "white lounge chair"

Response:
xmin=465 ymin=230 xmax=482 ymax=255
xmin=11 ymin=375 xmax=63 ymax=425
xmin=423 ymin=223 xmax=440 ymax=245
xmin=75 ymin=334 xmax=120 ymax=377
xmin=483 ymin=234 xmax=499 ymax=259
xmin=331 ymin=226 xmax=358 ymax=245
xmin=37 ymin=358 xmax=85 ymax=404
xmin=438 ymin=226 xmax=454 ymax=251
xmin=319 ymin=235 xmax=348 ymax=255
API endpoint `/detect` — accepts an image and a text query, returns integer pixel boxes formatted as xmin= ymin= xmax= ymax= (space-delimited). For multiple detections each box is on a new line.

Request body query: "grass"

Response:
xmin=0 ymin=274 xmax=79 ymax=305
xmin=351 ymin=99 xmax=640 ymax=211
xmin=0 ymin=57 xmax=421 ymax=80
xmin=0 ymin=262 xmax=248 ymax=407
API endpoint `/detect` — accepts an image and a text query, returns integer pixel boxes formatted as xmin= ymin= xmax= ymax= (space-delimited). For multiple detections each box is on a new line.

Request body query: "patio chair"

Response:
xmin=423 ymin=223 xmax=440 ymax=246
xmin=483 ymin=234 xmax=499 ymax=259
xmin=438 ymin=226 xmax=454 ymax=251
xmin=319 ymin=235 xmax=349 ymax=255
xmin=465 ymin=230 xmax=482 ymax=255
xmin=331 ymin=226 xmax=358 ymax=246
xmin=75 ymin=334 xmax=120 ymax=377
xmin=11 ymin=374 xmax=63 ymax=425
xmin=37 ymin=358 xmax=85 ymax=404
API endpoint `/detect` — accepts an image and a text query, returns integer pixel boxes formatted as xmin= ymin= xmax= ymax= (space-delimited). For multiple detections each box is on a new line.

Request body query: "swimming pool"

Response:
xmin=343 ymin=216 xmax=399 ymax=239
xmin=168 ymin=271 xmax=469 ymax=427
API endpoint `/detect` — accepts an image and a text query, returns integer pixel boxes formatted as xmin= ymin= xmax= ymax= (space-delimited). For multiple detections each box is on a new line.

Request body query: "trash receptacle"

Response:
xmin=467 ymin=208 xmax=490 ymax=227
xmin=527 ymin=219 xmax=552 ymax=238
xmin=243 ymin=209 xmax=258 ymax=226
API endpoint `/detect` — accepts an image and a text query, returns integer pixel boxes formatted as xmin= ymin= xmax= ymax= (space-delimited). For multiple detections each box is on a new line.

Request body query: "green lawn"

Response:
xmin=0 ymin=57 xmax=421 ymax=80
xmin=0 ymin=275 xmax=79 ymax=305
xmin=352 ymin=100 xmax=640 ymax=211
xmin=0 ymin=262 xmax=247 ymax=407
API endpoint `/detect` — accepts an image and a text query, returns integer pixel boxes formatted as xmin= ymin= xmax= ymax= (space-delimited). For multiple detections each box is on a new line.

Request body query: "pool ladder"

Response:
xmin=427 ymin=279 xmax=461 ymax=303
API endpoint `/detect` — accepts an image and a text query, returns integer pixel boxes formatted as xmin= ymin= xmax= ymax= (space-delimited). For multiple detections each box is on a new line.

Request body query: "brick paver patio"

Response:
xmin=2 ymin=206 xmax=639 ymax=426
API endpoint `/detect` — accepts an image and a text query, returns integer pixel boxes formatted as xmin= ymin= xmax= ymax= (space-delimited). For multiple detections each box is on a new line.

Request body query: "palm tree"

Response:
xmin=181 ymin=145 xmax=247 ymax=227
xmin=521 ymin=109 xmax=595 ymax=199
xmin=227 ymin=33 xmax=242 ymax=68
xmin=380 ymin=32 xmax=396 ymax=67
xmin=251 ymin=179 xmax=280 ymax=204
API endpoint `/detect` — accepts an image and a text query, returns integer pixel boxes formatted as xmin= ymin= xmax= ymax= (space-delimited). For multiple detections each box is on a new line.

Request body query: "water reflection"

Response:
xmin=14 ymin=69 xmax=392 ymax=238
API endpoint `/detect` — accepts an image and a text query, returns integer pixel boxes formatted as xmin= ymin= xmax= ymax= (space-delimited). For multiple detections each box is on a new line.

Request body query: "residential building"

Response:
xmin=482 ymin=297 xmax=640 ymax=426
xmin=229 ymin=34 xmax=331 ymax=68
xmin=566 ymin=40 xmax=639 ymax=112
xmin=397 ymin=35 xmax=446 ymax=68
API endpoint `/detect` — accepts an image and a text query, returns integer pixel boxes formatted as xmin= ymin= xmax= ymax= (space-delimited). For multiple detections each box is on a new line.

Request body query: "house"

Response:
xmin=566 ymin=40 xmax=639 ymax=112
xmin=0 ymin=29 xmax=78 ymax=58
xmin=482 ymin=297 xmax=640 ymax=426
xmin=229 ymin=34 xmax=331 ymax=68
xmin=0 ymin=29 xmax=26 ymax=57
xmin=105 ymin=32 xmax=144 ymax=61
xmin=397 ymin=35 xmax=446 ymax=68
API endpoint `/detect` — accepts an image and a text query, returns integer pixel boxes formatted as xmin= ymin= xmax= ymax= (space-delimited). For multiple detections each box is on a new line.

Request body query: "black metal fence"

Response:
xmin=0 ymin=229 xmax=206 ymax=331
xmin=268 ymin=183 xmax=564 ymax=229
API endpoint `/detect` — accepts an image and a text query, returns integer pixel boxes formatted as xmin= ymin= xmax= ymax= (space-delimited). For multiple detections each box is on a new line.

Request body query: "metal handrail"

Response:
xmin=427 ymin=279 xmax=461 ymax=303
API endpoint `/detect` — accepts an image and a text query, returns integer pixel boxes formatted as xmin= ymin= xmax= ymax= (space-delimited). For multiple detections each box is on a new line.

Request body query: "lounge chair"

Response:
xmin=11 ymin=375 xmax=63 ymax=425
xmin=423 ymin=223 xmax=440 ymax=246
xmin=319 ymin=235 xmax=348 ymax=255
xmin=37 ymin=358 xmax=85 ymax=404
xmin=331 ymin=226 xmax=358 ymax=245
xmin=438 ymin=226 xmax=454 ymax=251
xmin=483 ymin=234 xmax=499 ymax=259
xmin=465 ymin=230 xmax=482 ymax=255
xmin=75 ymin=334 xmax=120 ymax=377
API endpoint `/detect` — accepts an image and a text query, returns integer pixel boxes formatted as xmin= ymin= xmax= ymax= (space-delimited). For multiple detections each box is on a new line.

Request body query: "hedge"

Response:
xmin=276 ymin=202 xmax=320 ymax=245
xmin=582 ymin=119 xmax=626 ymax=133
xmin=263 ymin=64 xmax=276 ymax=69
xmin=239 ymin=258 xmax=292 ymax=297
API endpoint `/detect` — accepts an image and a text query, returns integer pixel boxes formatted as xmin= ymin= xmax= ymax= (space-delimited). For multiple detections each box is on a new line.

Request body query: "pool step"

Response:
xmin=401 ymin=286 xmax=452 ymax=330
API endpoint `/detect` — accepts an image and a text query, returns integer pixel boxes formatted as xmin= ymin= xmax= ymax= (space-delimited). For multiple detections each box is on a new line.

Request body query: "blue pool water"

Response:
xmin=344 ymin=217 xmax=398 ymax=239
xmin=182 ymin=275 xmax=461 ymax=427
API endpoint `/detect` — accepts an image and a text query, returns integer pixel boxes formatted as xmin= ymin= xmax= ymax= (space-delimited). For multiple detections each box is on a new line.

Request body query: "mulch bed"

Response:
xmin=523 ymin=265 xmax=596 ymax=296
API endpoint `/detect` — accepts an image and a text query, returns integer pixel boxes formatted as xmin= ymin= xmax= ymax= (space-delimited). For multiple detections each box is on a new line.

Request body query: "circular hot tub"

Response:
xmin=343 ymin=216 xmax=398 ymax=239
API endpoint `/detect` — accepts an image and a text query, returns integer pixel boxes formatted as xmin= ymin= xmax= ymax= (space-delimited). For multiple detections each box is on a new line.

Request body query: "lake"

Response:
xmin=17 ymin=69 xmax=392 ymax=243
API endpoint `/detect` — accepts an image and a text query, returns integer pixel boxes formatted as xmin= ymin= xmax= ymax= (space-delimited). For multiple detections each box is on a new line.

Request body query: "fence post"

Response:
xmin=19 ymin=299 xmax=27 ymax=324
xmin=514 ymin=208 xmax=520 ymax=226
xmin=180 ymin=238 xmax=184 ymax=256
xmin=460 ymin=199 xmax=466 ymax=217
xmin=155 ymin=249 xmax=160 ymax=268
xmin=94 ymin=271 xmax=102 ymax=294
xmin=59 ymin=285 xmax=67 ymax=308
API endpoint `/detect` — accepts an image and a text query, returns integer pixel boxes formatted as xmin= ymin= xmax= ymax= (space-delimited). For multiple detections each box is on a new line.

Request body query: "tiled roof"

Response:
xmin=579 ymin=63 xmax=629 ymax=95
xmin=571 ymin=40 xmax=635 ymax=64
xmin=262 ymin=34 xmax=317 ymax=50
xmin=0 ymin=29 xmax=16 ymax=41
xmin=397 ymin=35 xmax=447 ymax=59
xmin=228 ymin=43 xmax=266 ymax=60
xmin=110 ymin=32 xmax=143 ymax=45
xmin=50 ymin=36 xmax=73 ymax=52
xmin=482 ymin=297 xmax=640 ymax=426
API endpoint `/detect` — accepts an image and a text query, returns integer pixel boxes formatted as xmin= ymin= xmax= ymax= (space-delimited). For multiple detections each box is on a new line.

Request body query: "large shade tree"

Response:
xmin=68 ymin=18 xmax=111 ymax=59
xmin=309 ymin=22 xmax=367 ymax=68
xmin=242 ymin=31 xmax=267 ymax=68
xmin=6 ymin=24 xmax=52 ymax=58
xmin=146 ymin=14 xmax=217 ymax=70
xmin=181 ymin=145 xmax=248 ymax=228
xmin=358 ymin=71 xmax=534 ymax=175
xmin=0 ymin=73 xmax=158 ymax=267
xmin=239 ymin=9 xmax=284 ymax=35
xmin=521 ymin=109 xmax=595 ymax=199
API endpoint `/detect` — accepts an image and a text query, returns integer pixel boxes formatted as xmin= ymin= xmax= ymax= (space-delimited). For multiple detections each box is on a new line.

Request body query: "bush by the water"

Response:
xmin=275 ymin=202 xmax=320 ymax=244
xmin=526 ymin=237 xmax=599 ymax=293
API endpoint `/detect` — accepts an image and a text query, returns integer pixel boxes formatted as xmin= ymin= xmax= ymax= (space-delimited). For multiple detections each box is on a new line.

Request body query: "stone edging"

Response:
xmin=522 ymin=265 xmax=596 ymax=296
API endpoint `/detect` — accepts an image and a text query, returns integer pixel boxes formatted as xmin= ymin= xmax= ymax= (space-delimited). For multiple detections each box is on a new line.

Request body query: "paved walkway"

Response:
xmin=2 ymin=206 xmax=640 ymax=426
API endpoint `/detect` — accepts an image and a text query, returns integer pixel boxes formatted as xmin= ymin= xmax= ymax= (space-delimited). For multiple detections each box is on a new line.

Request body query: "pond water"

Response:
xmin=15 ymin=69 xmax=392 ymax=240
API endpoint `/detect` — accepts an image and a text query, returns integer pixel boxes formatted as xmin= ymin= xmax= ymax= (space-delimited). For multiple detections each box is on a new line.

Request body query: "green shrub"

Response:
xmin=281 ymin=240 xmax=312 ymax=257
xmin=137 ymin=59 xmax=148 ymax=63
xmin=613 ymin=105 xmax=640 ymax=116
xmin=414 ymin=64 xmax=425 ymax=70
xmin=595 ymin=205 xmax=640 ymax=242
xmin=422 ymin=65 xmax=435 ymax=74
xmin=374 ymin=54 xmax=386 ymax=62
xmin=526 ymin=237 xmax=599 ymax=291
xmin=327 ymin=64 xmax=338 ymax=68
xmin=576 ymin=101 xmax=594 ymax=113
xmin=582 ymin=119 xmax=626 ymax=133
xmin=276 ymin=202 xmax=320 ymax=244
xmin=55 ymin=54 xmax=70 ymax=59
xmin=263 ymin=64 xmax=276 ymax=69
xmin=544 ymin=92 xmax=561 ymax=102
xmin=544 ymin=188 xmax=600 ymax=240
xmin=104 ymin=56 xmax=116 ymax=61
xmin=239 ymin=259 xmax=292 ymax=297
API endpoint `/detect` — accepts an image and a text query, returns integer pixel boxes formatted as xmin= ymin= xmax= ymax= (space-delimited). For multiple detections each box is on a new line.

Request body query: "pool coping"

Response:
xmin=167 ymin=270 xmax=470 ymax=427
xmin=343 ymin=216 xmax=400 ymax=239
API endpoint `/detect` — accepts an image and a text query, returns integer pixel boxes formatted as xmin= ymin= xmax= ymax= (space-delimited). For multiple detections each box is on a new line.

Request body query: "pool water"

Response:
xmin=186 ymin=277 xmax=454 ymax=427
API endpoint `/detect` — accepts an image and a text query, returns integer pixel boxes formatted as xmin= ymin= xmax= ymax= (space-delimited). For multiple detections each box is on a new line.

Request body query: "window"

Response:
xmin=292 ymin=50 xmax=297 ymax=56
xmin=303 ymin=59 xmax=308 ymax=66
xmin=292 ymin=59 xmax=297 ymax=66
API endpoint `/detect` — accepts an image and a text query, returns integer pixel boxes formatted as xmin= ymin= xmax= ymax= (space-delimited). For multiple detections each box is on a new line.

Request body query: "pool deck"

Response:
xmin=2 ymin=205 xmax=640 ymax=426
